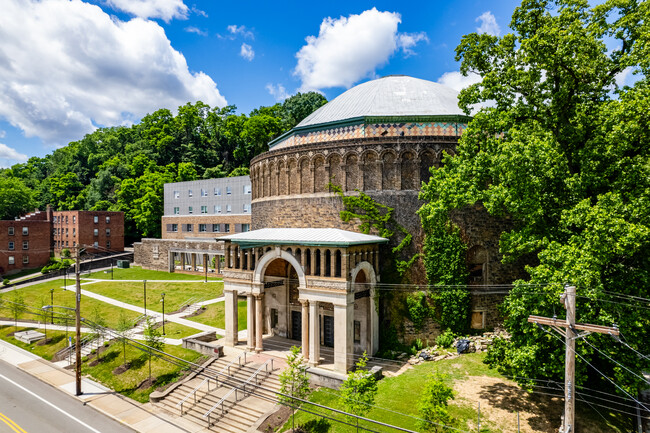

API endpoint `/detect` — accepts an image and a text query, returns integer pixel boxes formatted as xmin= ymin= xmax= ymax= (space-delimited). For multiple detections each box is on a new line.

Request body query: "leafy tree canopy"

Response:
xmin=0 ymin=176 xmax=34 ymax=219
xmin=419 ymin=0 xmax=649 ymax=393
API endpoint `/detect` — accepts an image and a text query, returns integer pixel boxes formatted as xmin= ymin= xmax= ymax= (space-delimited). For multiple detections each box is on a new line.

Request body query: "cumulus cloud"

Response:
xmin=0 ymin=130 xmax=5 ymax=139
xmin=106 ymin=0 xmax=188 ymax=22
xmin=240 ymin=43 xmax=255 ymax=61
xmin=0 ymin=0 xmax=226 ymax=146
xmin=476 ymin=11 xmax=500 ymax=36
xmin=0 ymin=143 xmax=28 ymax=168
xmin=185 ymin=26 xmax=207 ymax=36
xmin=294 ymin=8 xmax=427 ymax=91
xmin=227 ymin=25 xmax=254 ymax=40
xmin=266 ymin=84 xmax=290 ymax=102
xmin=437 ymin=71 xmax=482 ymax=92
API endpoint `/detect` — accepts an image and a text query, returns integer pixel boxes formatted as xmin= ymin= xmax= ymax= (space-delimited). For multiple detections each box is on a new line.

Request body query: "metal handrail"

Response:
xmin=203 ymin=359 xmax=272 ymax=425
xmin=176 ymin=351 xmax=247 ymax=416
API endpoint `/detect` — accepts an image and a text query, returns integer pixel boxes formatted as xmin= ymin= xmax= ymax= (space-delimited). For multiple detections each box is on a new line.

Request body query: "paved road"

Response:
xmin=0 ymin=360 xmax=135 ymax=433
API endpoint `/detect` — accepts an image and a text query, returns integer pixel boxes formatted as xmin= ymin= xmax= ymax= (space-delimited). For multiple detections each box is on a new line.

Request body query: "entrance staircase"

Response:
xmin=155 ymin=355 xmax=282 ymax=433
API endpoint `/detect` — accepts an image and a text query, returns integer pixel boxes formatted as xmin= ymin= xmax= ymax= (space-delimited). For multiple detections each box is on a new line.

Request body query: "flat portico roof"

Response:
xmin=220 ymin=228 xmax=388 ymax=248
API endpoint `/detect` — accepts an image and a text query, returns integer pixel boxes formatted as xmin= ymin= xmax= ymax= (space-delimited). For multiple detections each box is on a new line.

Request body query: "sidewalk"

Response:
xmin=0 ymin=338 xmax=208 ymax=433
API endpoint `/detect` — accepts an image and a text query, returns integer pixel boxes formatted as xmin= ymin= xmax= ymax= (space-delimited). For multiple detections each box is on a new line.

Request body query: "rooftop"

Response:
xmin=220 ymin=228 xmax=388 ymax=248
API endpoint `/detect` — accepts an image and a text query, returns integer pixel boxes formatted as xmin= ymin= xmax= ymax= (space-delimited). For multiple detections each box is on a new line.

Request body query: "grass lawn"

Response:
xmin=154 ymin=321 xmax=203 ymax=339
xmin=85 ymin=266 xmax=220 ymax=281
xmin=79 ymin=280 xmax=224 ymax=313
xmin=82 ymin=340 xmax=203 ymax=402
xmin=4 ymin=267 xmax=43 ymax=282
xmin=0 ymin=280 xmax=141 ymax=329
xmin=283 ymin=352 xmax=629 ymax=433
xmin=186 ymin=300 xmax=247 ymax=330
xmin=0 ymin=325 xmax=83 ymax=361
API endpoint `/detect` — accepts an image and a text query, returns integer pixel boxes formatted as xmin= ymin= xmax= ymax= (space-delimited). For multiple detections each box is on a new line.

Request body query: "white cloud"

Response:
xmin=240 ymin=43 xmax=255 ymax=61
xmin=0 ymin=0 xmax=226 ymax=146
xmin=106 ymin=0 xmax=188 ymax=22
xmin=437 ymin=71 xmax=482 ymax=92
xmin=0 ymin=143 xmax=28 ymax=167
xmin=397 ymin=32 xmax=429 ymax=57
xmin=227 ymin=25 xmax=254 ymax=40
xmin=294 ymin=8 xmax=427 ymax=92
xmin=185 ymin=26 xmax=207 ymax=36
xmin=0 ymin=130 xmax=5 ymax=139
xmin=266 ymin=84 xmax=290 ymax=102
xmin=476 ymin=11 xmax=500 ymax=36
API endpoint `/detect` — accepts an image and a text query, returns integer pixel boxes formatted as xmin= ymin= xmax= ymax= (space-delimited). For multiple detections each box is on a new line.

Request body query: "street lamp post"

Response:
xmin=143 ymin=280 xmax=147 ymax=317
xmin=50 ymin=288 xmax=54 ymax=324
xmin=161 ymin=292 xmax=166 ymax=336
xmin=111 ymin=260 xmax=113 ymax=280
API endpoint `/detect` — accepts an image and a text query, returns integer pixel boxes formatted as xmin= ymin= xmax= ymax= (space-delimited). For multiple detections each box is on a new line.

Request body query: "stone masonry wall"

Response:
xmin=134 ymin=238 xmax=224 ymax=273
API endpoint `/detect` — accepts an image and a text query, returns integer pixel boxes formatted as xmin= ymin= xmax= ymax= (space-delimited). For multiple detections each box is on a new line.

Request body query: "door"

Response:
xmin=291 ymin=310 xmax=302 ymax=341
xmin=323 ymin=315 xmax=334 ymax=347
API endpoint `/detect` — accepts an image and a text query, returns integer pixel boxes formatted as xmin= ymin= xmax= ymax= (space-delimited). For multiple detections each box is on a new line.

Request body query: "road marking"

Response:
xmin=0 ymin=411 xmax=28 ymax=433
xmin=0 ymin=374 xmax=102 ymax=433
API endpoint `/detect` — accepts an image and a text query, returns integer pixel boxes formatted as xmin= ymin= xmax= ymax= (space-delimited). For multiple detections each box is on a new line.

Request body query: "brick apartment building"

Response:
xmin=0 ymin=207 xmax=125 ymax=276
xmin=52 ymin=210 xmax=125 ymax=255
xmin=0 ymin=209 xmax=52 ymax=276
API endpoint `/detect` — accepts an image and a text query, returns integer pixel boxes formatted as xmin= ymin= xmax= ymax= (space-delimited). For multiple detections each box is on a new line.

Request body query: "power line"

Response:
xmin=581 ymin=338 xmax=650 ymax=386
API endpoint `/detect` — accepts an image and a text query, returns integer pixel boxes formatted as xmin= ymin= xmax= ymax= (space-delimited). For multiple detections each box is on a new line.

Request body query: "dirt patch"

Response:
xmin=36 ymin=337 xmax=54 ymax=346
xmin=258 ymin=405 xmax=293 ymax=433
xmin=113 ymin=363 xmax=132 ymax=375
xmin=182 ymin=307 xmax=206 ymax=319
xmin=137 ymin=377 xmax=156 ymax=391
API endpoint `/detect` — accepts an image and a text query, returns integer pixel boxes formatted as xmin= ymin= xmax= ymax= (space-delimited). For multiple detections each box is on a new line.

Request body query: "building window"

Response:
xmin=65 ymin=241 xmax=68 ymax=246
xmin=214 ymin=188 xmax=221 ymax=196
xmin=22 ymin=241 xmax=28 ymax=250
xmin=243 ymin=204 xmax=250 ymax=213
xmin=171 ymin=224 xmax=178 ymax=232
xmin=226 ymin=186 xmax=232 ymax=195
xmin=106 ymin=216 xmax=111 ymax=224
xmin=8 ymin=227 xmax=13 ymax=236
xmin=242 ymin=223 xmax=250 ymax=232
xmin=215 ymin=205 xmax=222 ymax=213
xmin=93 ymin=216 xmax=98 ymax=224
xmin=106 ymin=241 xmax=111 ymax=249
xmin=93 ymin=241 xmax=98 ymax=248
xmin=65 ymin=228 xmax=68 ymax=236
xmin=174 ymin=190 xmax=180 ymax=199
xmin=22 ymin=255 xmax=29 ymax=264
xmin=8 ymin=242 xmax=14 ymax=250
xmin=8 ymin=256 xmax=14 ymax=265
xmin=174 ymin=207 xmax=179 ymax=215
xmin=186 ymin=224 xmax=193 ymax=232
xmin=226 ymin=204 xmax=232 ymax=213
xmin=224 ymin=223 xmax=230 ymax=233
xmin=188 ymin=206 xmax=193 ymax=214
xmin=244 ymin=184 xmax=252 ymax=194
xmin=354 ymin=321 xmax=361 ymax=343
xmin=53 ymin=216 xmax=57 ymax=223
xmin=201 ymin=188 xmax=208 ymax=197
xmin=73 ymin=228 xmax=76 ymax=235
xmin=212 ymin=224 xmax=220 ymax=232
xmin=201 ymin=206 xmax=207 ymax=214
xmin=22 ymin=227 xmax=28 ymax=235
xmin=188 ymin=189 xmax=193 ymax=197
xmin=72 ymin=216 xmax=76 ymax=224
xmin=199 ymin=224 xmax=207 ymax=232
xmin=94 ymin=228 xmax=99 ymax=236
xmin=106 ymin=229 xmax=111 ymax=236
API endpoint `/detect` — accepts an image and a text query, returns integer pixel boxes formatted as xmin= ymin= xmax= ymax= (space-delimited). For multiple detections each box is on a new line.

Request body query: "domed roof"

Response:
xmin=297 ymin=75 xmax=464 ymax=128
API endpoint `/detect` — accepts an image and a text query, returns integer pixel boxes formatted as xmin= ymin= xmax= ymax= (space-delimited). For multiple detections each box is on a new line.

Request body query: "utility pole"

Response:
xmin=75 ymin=245 xmax=82 ymax=396
xmin=528 ymin=285 xmax=619 ymax=433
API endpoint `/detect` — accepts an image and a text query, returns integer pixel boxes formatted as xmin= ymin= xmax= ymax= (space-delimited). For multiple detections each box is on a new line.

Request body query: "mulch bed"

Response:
xmin=137 ymin=377 xmax=156 ymax=390
xmin=258 ymin=405 xmax=293 ymax=433
xmin=113 ymin=362 xmax=132 ymax=375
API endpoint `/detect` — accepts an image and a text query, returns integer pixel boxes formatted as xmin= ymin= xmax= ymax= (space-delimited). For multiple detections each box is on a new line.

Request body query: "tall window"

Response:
xmin=224 ymin=223 xmax=230 ymax=233
xmin=201 ymin=188 xmax=208 ymax=197
xmin=199 ymin=224 xmax=207 ymax=232
xmin=22 ymin=227 xmax=28 ymax=235
xmin=213 ymin=224 xmax=220 ymax=232
xmin=226 ymin=204 xmax=232 ymax=213
xmin=93 ymin=216 xmax=98 ymax=223
xmin=107 ymin=241 xmax=111 ymax=249
xmin=8 ymin=256 xmax=14 ymax=265
xmin=72 ymin=216 xmax=76 ymax=224
xmin=214 ymin=188 xmax=221 ymax=196
xmin=93 ymin=241 xmax=98 ymax=248
xmin=244 ymin=184 xmax=252 ymax=194
xmin=188 ymin=189 xmax=193 ymax=197
xmin=188 ymin=206 xmax=193 ymax=214
xmin=201 ymin=206 xmax=207 ymax=214
xmin=186 ymin=224 xmax=193 ymax=232
xmin=242 ymin=223 xmax=250 ymax=232
xmin=171 ymin=223 xmax=178 ymax=232
xmin=174 ymin=207 xmax=180 ymax=215
xmin=215 ymin=205 xmax=222 ymax=213
xmin=226 ymin=186 xmax=232 ymax=195
xmin=174 ymin=190 xmax=180 ymax=199
xmin=94 ymin=229 xmax=99 ymax=236
xmin=8 ymin=242 xmax=14 ymax=250
xmin=8 ymin=227 xmax=13 ymax=236
xmin=106 ymin=229 xmax=111 ymax=236
xmin=243 ymin=204 xmax=250 ymax=213
xmin=22 ymin=241 xmax=28 ymax=250
xmin=23 ymin=255 xmax=29 ymax=264
xmin=106 ymin=216 xmax=111 ymax=224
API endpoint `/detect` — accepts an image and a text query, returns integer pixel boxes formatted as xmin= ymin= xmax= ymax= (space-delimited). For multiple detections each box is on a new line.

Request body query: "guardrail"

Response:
xmin=203 ymin=358 xmax=273 ymax=426
xmin=176 ymin=351 xmax=248 ymax=415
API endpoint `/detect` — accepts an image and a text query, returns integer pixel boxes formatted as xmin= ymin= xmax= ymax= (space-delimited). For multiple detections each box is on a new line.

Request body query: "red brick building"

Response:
xmin=0 ymin=209 xmax=52 ymax=276
xmin=0 ymin=208 xmax=125 ymax=276
xmin=52 ymin=210 xmax=124 ymax=255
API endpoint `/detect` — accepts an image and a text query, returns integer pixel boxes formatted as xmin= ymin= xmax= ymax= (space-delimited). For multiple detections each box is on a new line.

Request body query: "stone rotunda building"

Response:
xmin=221 ymin=75 xmax=523 ymax=373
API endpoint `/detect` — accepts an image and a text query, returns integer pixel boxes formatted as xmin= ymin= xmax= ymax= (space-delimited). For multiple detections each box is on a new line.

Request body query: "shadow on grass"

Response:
xmin=299 ymin=419 xmax=331 ymax=433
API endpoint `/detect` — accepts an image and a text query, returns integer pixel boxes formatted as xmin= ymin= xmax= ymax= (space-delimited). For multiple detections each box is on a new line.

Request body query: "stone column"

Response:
xmin=370 ymin=288 xmax=379 ymax=356
xmin=320 ymin=250 xmax=326 ymax=277
xmin=308 ymin=300 xmax=320 ymax=367
xmin=191 ymin=253 xmax=196 ymax=271
xmin=180 ymin=253 xmax=185 ymax=270
xmin=342 ymin=251 xmax=349 ymax=279
xmin=334 ymin=302 xmax=353 ymax=372
xmin=247 ymin=294 xmax=255 ymax=351
xmin=255 ymin=293 xmax=264 ymax=353
xmin=224 ymin=289 xmax=238 ymax=346
xmin=330 ymin=250 xmax=336 ymax=277
xmin=300 ymin=299 xmax=309 ymax=361
xmin=224 ymin=245 xmax=230 ymax=269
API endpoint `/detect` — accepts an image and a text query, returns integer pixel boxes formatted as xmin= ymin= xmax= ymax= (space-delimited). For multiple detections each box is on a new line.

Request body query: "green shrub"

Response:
xmin=2 ymin=278 xmax=9 ymax=286
xmin=435 ymin=330 xmax=455 ymax=348
xmin=406 ymin=292 xmax=431 ymax=330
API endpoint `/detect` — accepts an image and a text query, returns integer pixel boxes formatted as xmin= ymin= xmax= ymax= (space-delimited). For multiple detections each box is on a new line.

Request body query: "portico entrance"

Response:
xmin=220 ymin=228 xmax=387 ymax=373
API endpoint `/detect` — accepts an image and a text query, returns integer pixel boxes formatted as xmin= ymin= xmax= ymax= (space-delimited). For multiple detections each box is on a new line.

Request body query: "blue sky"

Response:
xmin=0 ymin=0 xmax=527 ymax=165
